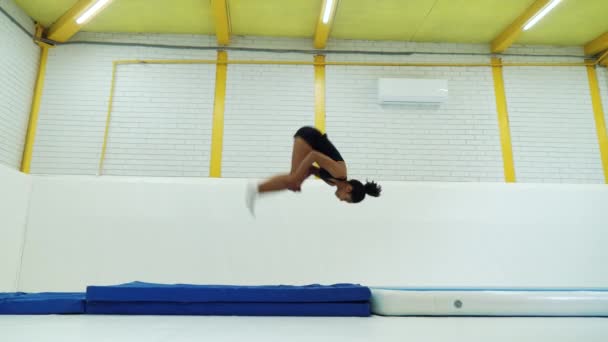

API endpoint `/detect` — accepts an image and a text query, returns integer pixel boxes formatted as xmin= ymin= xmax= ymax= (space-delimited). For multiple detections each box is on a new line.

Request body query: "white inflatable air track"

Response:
xmin=371 ymin=288 xmax=608 ymax=317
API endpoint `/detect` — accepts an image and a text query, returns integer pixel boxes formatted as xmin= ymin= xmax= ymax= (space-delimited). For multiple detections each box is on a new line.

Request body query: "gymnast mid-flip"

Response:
xmin=246 ymin=126 xmax=381 ymax=214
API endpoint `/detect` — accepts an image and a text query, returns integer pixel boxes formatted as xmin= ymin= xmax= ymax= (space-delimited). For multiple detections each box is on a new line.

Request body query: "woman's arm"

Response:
xmin=308 ymin=165 xmax=338 ymax=186
xmin=310 ymin=152 xmax=346 ymax=178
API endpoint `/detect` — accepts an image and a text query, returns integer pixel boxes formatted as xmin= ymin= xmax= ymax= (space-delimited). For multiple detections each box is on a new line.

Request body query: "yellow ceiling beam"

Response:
xmin=212 ymin=0 xmax=231 ymax=46
xmin=47 ymin=0 xmax=114 ymax=42
xmin=585 ymin=32 xmax=608 ymax=56
xmin=491 ymin=0 xmax=552 ymax=53
xmin=313 ymin=0 xmax=339 ymax=49
xmin=597 ymin=50 xmax=608 ymax=66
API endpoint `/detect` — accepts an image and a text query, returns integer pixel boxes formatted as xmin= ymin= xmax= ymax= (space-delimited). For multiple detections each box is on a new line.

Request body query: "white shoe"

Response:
xmin=245 ymin=182 xmax=258 ymax=216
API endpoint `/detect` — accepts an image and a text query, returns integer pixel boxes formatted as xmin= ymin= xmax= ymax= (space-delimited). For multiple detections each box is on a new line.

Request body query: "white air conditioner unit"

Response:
xmin=378 ymin=78 xmax=448 ymax=104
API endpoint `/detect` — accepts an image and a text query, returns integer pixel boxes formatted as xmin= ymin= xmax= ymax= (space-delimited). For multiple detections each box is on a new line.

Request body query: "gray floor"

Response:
xmin=1 ymin=315 xmax=607 ymax=342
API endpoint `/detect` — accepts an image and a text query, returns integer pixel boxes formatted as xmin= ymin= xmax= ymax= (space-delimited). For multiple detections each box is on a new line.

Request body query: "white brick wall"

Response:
xmin=0 ymin=0 xmax=33 ymax=31
xmin=231 ymin=36 xmax=312 ymax=50
xmin=324 ymin=42 xmax=503 ymax=182
xmin=595 ymin=66 xmax=608 ymax=182
xmin=503 ymin=66 xmax=604 ymax=183
xmin=599 ymin=68 xmax=608 ymax=141
xmin=30 ymin=32 xmax=605 ymax=183
xmin=326 ymin=65 xmax=503 ymax=182
xmin=32 ymin=33 xmax=216 ymax=175
xmin=72 ymin=32 xmax=216 ymax=46
xmin=102 ymin=64 xmax=215 ymax=177
xmin=0 ymin=0 xmax=39 ymax=169
xmin=327 ymin=39 xmax=490 ymax=55
xmin=222 ymin=58 xmax=315 ymax=178
xmin=506 ymin=45 xmax=585 ymax=58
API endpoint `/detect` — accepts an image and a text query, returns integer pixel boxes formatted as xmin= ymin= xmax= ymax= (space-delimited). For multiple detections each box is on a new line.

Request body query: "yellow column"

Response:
xmin=209 ymin=51 xmax=228 ymax=177
xmin=21 ymin=25 xmax=50 ymax=173
xmin=98 ymin=62 xmax=118 ymax=175
xmin=314 ymin=55 xmax=326 ymax=133
xmin=491 ymin=58 xmax=516 ymax=182
xmin=585 ymin=62 xmax=608 ymax=183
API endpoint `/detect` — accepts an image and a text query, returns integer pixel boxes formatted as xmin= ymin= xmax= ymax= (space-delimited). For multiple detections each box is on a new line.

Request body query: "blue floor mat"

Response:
xmin=0 ymin=292 xmax=85 ymax=315
xmin=87 ymin=282 xmax=371 ymax=303
xmin=86 ymin=301 xmax=371 ymax=316
xmin=85 ymin=282 xmax=371 ymax=316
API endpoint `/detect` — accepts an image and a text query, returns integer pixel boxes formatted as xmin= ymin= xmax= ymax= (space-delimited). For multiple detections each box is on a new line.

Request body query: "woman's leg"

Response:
xmin=290 ymin=137 xmax=313 ymax=174
xmin=258 ymin=137 xmax=313 ymax=193
xmin=257 ymin=174 xmax=291 ymax=193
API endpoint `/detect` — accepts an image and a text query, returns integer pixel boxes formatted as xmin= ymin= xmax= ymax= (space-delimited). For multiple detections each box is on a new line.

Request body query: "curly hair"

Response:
xmin=348 ymin=179 xmax=382 ymax=203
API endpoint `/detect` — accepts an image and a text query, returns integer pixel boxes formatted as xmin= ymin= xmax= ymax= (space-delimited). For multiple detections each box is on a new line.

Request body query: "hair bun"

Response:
xmin=364 ymin=180 xmax=381 ymax=197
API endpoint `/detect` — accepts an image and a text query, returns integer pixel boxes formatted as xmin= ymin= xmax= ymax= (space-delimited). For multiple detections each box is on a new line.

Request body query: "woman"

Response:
xmin=246 ymin=126 xmax=381 ymax=215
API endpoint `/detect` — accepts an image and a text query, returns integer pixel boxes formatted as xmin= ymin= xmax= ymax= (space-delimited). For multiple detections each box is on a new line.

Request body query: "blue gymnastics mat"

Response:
xmin=87 ymin=282 xmax=371 ymax=302
xmin=86 ymin=301 xmax=370 ymax=316
xmin=0 ymin=292 xmax=85 ymax=315
xmin=85 ymin=282 xmax=371 ymax=316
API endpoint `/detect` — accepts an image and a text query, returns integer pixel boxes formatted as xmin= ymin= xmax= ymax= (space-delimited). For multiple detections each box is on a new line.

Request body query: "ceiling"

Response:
xmin=13 ymin=0 xmax=608 ymax=46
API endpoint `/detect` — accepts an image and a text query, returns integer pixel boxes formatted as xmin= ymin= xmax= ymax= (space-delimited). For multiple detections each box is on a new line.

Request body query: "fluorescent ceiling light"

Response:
xmin=322 ymin=0 xmax=334 ymax=24
xmin=76 ymin=0 xmax=111 ymax=24
xmin=523 ymin=0 xmax=562 ymax=31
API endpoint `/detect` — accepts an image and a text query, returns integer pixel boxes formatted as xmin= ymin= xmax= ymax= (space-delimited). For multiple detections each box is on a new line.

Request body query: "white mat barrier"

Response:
xmin=371 ymin=289 xmax=608 ymax=316
xmin=19 ymin=177 xmax=608 ymax=292
xmin=0 ymin=165 xmax=30 ymax=292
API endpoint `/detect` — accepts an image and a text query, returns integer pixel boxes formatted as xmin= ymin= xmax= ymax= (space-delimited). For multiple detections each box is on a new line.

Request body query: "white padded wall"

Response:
xmin=102 ymin=64 xmax=215 ymax=176
xmin=19 ymin=175 xmax=608 ymax=292
xmin=222 ymin=53 xmax=315 ymax=178
xmin=0 ymin=0 xmax=39 ymax=169
xmin=503 ymin=66 xmax=604 ymax=183
xmin=0 ymin=165 xmax=31 ymax=291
